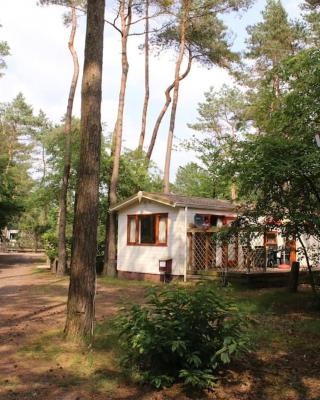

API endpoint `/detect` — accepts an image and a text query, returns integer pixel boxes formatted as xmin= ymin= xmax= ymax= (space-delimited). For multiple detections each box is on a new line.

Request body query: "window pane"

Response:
xmin=128 ymin=217 xmax=136 ymax=243
xmin=140 ymin=215 xmax=156 ymax=243
xmin=158 ymin=216 xmax=167 ymax=243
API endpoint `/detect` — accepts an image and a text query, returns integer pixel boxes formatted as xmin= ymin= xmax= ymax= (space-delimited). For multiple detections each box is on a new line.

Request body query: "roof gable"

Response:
xmin=110 ymin=191 xmax=236 ymax=213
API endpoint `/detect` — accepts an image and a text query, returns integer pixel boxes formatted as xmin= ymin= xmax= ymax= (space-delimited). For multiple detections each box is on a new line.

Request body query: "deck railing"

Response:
xmin=187 ymin=230 xmax=267 ymax=274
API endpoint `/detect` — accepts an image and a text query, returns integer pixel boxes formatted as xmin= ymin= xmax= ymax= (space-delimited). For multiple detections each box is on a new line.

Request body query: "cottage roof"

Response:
xmin=110 ymin=191 xmax=236 ymax=212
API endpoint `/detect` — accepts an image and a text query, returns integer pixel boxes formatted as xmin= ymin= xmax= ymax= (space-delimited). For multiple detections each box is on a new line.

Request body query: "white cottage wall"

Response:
xmin=117 ymin=200 xmax=186 ymax=278
xmin=299 ymin=235 xmax=320 ymax=267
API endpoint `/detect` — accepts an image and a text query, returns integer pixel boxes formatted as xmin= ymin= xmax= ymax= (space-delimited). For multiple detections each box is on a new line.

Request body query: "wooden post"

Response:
xmin=188 ymin=233 xmax=193 ymax=273
xmin=205 ymin=233 xmax=210 ymax=270
xmin=289 ymin=261 xmax=300 ymax=292
xmin=235 ymin=235 xmax=239 ymax=267
xmin=222 ymin=241 xmax=228 ymax=268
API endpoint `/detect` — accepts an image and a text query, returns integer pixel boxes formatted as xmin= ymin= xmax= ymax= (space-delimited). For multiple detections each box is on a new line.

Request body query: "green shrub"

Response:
xmin=42 ymin=230 xmax=58 ymax=261
xmin=116 ymin=283 xmax=249 ymax=389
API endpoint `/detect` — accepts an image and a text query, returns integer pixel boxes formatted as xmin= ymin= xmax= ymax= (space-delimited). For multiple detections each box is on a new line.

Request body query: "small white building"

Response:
xmin=111 ymin=192 xmax=320 ymax=282
xmin=2 ymin=227 xmax=19 ymax=242
xmin=111 ymin=191 xmax=237 ymax=281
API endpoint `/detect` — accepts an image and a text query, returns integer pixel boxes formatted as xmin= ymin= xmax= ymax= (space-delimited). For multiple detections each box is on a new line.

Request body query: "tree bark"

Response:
xmin=64 ymin=0 xmax=105 ymax=340
xmin=57 ymin=6 xmax=79 ymax=276
xmin=138 ymin=0 xmax=149 ymax=151
xmin=163 ymin=0 xmax=189 ymax=193
xmin=146 ymin=48 xmax=192 ymax=161
xmin=297 ymin=235 xmax=318 ymax=295
xmin=103 ymin=0 xmax=132 ymax=277
xmin=288 ymin=261 xmax=300 ymax=293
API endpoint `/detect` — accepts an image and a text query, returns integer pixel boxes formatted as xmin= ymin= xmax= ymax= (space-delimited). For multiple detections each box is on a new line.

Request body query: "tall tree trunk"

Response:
xmin=57 ymin=6 xmax=79 ymax=276
xmin=103 ymin=0 xmax=132 ymax=277
xmin=146 ymin=48 xmax=192 ymax=161
xmin=64 ymin=0 xmax=104 ymax=340
xmin=163 ymin=1 xmax=188 ymax=193
xmin=138 ymin=0 xmax=149 ymax=151
xmin=41 ymin=142 xmax=49 ymax=224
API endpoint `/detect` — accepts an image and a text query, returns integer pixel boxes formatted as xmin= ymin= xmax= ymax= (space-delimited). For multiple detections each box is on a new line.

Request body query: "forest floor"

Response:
xmin=0 ymin=252 xmax=320 ymax=400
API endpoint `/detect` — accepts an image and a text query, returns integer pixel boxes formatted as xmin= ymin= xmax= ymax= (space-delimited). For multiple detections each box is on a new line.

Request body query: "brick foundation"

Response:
xmin=117 ymin=270 xmax=183 ymax=282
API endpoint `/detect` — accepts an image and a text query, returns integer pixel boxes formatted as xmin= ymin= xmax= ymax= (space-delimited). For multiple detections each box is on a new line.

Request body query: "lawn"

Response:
xmin=2 ymin=268 xmax=320 ymax=400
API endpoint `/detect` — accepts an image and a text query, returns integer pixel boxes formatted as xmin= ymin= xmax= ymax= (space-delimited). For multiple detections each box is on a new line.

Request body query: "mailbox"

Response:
xmin=159 ymin=258 xmax=172 ymax=282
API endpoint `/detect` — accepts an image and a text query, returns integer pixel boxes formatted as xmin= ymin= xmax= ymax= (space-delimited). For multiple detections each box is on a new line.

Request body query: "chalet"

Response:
xmin=111 ymin=192 xmax=320 ymax=282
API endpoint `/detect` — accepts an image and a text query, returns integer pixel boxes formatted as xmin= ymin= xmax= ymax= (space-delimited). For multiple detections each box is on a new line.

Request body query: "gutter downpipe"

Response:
xmin=184 ymin=206 xmax=188 ymax=282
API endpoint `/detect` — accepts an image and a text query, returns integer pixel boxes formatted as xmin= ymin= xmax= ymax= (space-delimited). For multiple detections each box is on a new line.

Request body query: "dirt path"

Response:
xmin=0 ymin=253 xmax=147 ymax=400
xmin=0 ymin=254 xmax=66 ymax=397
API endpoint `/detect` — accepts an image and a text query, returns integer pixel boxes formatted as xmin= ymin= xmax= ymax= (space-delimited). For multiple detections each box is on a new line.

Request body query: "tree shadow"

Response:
xmin=0 ymin=253 xmax=46 ymax=269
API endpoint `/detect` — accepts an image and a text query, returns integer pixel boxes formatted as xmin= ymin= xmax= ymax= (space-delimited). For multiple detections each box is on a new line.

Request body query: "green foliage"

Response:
xmin=154 ymin=11 xmax=237 ymax=68
xmin=32 ymin=119 xmax=81 ymax=257
xmin=182 ymin=85 xmax=246 ymax=199
xmin=0 ymin=94 xmax=47 ymax=230
xmin=42 ymin=230 xmax=58 ymax=261
xmin=174 ymin=162 xmax=213 ymax=197
xmin=302 ymin=0 xmax=320 ymax=45
xmin=234 ymin=49 xmax=320 ymax=238
xmin=116 ymin=283 xmax=249 ymax=389
xmin=246 ymin=0 xmax=305 ymax=72
xmin=152 ymin=0 xmax=253 ymax=73
xmin=243 ymin=0 xmax=306 ymax=127
xmin=118 ymin=149 xmax=163 ymax=200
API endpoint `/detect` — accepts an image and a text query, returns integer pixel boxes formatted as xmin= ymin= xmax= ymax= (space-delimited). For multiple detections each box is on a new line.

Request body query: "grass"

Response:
xmin=98 ymin=274 xmax=157 ymax=288
xmin=31 ymin=266 xmax=51 ymax=275
xmin=19 ymin=324 xmax=123 ymax=394
xmin=16 ymin=279 xmax=320 ymax=399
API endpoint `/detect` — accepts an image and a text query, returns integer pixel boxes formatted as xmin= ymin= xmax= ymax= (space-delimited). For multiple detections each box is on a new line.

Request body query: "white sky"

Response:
xmin=0 ymin=0 xmax=301 ymax=180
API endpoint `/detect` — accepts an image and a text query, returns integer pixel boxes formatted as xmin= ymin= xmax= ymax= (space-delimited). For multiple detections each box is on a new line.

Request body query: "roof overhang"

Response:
xmin=110 ymin=191 xmax=237 ymax=213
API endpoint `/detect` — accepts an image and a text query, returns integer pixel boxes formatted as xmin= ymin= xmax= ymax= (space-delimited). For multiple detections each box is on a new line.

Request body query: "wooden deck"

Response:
xmin=187 ymin=268 xmax=320 ymax=288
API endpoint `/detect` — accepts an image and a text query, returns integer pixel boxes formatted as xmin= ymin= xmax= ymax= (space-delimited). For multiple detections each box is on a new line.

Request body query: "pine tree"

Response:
xmin=64 ymin=0 xmax=105 ymax=340
xmin=246 ymin=0 xmax=305 ymax=95
xmin=302 ymin=0 xmax=320 ymax=45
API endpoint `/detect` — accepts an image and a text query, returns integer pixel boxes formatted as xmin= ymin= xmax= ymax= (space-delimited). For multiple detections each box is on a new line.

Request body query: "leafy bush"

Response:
xmin=42 ymin=230 xmax=58 ymax=261
xmin=116 ymin=283 xmax=249 ymax=389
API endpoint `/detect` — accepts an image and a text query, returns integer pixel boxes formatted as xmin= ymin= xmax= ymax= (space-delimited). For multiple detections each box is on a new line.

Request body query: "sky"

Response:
xmin=0 ymin=0 xmax=302 ymax=180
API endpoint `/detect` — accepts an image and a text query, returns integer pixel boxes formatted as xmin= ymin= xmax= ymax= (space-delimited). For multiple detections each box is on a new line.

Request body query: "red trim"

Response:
xmin=127 ymin=213 xmax=168 ymax=247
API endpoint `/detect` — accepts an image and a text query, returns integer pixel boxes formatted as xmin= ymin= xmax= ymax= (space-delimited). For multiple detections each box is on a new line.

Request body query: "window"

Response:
xmin=140 ymin=215 xmax=156 ymax=243
xmin=264 ymin=231 xmax=277 ymax=246
xmin=194 ymin=214 xmax=218 ymax=228
xmin=127 ymin=213 xmax=168 ymax=246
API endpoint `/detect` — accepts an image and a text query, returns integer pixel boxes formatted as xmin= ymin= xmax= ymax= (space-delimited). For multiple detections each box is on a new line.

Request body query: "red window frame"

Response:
xmin=127 ymin=213 xmax=168 ymax=246
xmin=264 ymin=231 xmax=278 ymax=246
